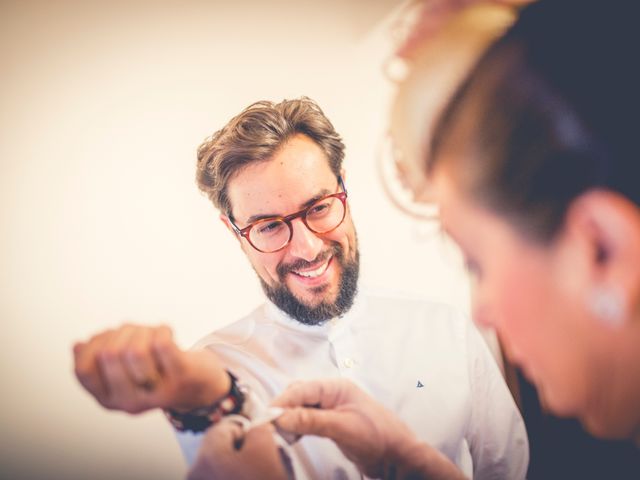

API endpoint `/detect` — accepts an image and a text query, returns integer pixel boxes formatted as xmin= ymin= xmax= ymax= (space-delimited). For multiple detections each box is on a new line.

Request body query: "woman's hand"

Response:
xmin=273 ymin=378 xmax=466 ymax=479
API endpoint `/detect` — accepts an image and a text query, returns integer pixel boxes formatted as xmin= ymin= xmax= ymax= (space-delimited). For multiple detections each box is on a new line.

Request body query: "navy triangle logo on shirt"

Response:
xmin=416 ymin=380 xmax=424 ymax=388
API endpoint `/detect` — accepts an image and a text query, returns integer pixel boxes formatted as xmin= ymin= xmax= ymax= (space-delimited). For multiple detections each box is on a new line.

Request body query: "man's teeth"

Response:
xmin=293 ymin=260 xmax=329 ymax=278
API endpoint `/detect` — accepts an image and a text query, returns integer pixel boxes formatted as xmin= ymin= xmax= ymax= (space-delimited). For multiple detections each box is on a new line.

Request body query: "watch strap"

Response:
xmin=165 ymin=370 xmax=245 ymax=433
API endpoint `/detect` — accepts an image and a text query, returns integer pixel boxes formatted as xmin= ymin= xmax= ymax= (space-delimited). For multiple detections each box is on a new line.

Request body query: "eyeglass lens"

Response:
xmin=249 ymin=195 xmax=345 ymax=252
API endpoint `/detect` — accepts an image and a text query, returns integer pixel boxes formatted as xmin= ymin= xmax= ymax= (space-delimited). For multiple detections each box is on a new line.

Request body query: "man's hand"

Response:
xmin=73 ymin=324 xmax=230 ymax=414
xmin=273 ymin=378 xmax=467 ymax=480
xmin=188 ymin=421 xmax=291 ymax=480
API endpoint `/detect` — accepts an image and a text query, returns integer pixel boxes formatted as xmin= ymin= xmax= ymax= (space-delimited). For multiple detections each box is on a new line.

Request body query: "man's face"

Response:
xmin=224 ymin=134 xmax=359 ymax=325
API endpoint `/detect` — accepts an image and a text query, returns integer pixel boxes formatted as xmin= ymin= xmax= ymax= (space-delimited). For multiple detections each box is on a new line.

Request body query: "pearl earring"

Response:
xmin=588 ymin=285 xmax=625 ymax=328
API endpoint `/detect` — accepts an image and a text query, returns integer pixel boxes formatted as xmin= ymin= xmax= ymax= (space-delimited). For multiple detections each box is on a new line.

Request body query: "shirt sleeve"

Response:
xmin=170 ymin=347 xmax=276 ymax=466
xmin=463 ymin=316 xmax=530 ymax=480
xmin=170 ymin=342 xmax=354 ymax=479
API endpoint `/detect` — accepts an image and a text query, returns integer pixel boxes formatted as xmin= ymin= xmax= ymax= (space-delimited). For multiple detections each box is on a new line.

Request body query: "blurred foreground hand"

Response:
xmin=273 ymin=378 xmax=467 ymax=480
xmin=188 ymin=420 xmax=291 ymax=480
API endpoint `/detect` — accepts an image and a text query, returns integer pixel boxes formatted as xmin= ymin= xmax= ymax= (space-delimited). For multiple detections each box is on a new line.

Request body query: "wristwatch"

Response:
xmin=165 ymin=370 xmax=246 ymax=433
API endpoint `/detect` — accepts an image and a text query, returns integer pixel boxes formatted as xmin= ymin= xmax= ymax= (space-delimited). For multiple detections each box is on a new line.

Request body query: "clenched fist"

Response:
xmin=73 ymin=324 xmax=230 ymax=414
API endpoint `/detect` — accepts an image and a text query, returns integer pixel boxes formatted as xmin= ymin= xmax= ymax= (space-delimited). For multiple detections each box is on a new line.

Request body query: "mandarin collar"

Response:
xmin=263 ymin=290 xmax=366 ymax=339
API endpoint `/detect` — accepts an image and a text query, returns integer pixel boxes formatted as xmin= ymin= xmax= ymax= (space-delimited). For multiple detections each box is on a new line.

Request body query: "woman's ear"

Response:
xmin=564 ymin=190 xmax=640 ymax=326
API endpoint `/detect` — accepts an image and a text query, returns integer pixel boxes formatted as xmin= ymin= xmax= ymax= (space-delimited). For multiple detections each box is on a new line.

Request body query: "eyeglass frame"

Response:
xmin=228 ymin=176 xmax=348 ymax=253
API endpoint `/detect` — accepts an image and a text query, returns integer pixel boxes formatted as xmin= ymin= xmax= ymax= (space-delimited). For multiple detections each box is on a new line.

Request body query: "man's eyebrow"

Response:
xmin=300 ymin=188 xmax=332 ymax=209
xmin=245 ymin=188 xmax=333 ymax=225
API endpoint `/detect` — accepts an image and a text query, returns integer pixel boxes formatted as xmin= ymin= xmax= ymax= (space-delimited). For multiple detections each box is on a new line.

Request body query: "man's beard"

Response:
xmin=259 ymin=242 xmax=359 ymax=326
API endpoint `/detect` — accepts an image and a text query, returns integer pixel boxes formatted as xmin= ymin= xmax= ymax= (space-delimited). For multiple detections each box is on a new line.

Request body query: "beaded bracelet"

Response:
xmin=165 ymin=371 xmax=245 ymax=433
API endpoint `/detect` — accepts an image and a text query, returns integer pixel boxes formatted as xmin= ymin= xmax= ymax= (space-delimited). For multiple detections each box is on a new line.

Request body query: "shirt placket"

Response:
xmin=328 ymin=320 xmax=361 ymax=378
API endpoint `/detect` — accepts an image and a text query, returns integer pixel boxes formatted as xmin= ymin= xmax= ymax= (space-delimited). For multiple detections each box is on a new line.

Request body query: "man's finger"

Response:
xmin=98 ymin=325 xmax=156 ymax=409
xmin=73 ymin=334 xmax=111 ymax=399
xmin=122 ymin=327 xmax=161 ymax=391
xmin=150 ymin=325 xmax=182 ymax=378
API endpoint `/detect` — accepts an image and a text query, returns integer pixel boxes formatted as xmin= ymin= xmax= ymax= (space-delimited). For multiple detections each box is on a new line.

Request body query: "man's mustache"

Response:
xmin=276 ymin=244 xmax=343 ymax=280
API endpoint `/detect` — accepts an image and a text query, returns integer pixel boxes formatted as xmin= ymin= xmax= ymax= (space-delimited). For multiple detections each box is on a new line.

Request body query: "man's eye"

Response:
xmin=308 ymin=202 xmax=330 ymax=217
xmin=257 ymin=221 xmax=284 ymax=235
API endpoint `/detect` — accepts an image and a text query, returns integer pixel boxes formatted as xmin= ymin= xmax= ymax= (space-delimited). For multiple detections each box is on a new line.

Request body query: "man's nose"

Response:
xmin=287 ymin=218 xmax=324 ymax=262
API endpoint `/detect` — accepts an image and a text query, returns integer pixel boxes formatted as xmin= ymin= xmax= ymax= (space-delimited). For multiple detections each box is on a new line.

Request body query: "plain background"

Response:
xmin=1 ymin=1 xmax=475 ymax=478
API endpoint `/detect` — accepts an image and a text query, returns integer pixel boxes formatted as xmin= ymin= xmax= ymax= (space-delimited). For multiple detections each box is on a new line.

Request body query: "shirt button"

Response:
xmin=343 ymin=358 xmax=355 ymax=369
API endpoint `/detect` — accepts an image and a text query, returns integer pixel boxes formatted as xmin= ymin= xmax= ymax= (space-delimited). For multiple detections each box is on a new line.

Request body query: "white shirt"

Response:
xmin=176 ymin=292 xmax=529 ymax=479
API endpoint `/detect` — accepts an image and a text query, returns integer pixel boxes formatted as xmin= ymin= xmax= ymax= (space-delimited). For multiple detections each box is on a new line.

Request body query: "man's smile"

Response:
xmin=289 ymin=256 xmax=335 ymax=288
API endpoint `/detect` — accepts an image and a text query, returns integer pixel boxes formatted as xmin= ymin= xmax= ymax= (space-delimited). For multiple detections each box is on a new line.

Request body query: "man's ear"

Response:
xmin=220 ymin=214 xmax=241 ymax=243
xmin=340 ymin=169 xmax=346 ymax=184
xmin=564 ymin=190 xmax=640 ymax=320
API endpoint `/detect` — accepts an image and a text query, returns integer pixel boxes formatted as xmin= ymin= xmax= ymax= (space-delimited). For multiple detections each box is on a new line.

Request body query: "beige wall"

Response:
xmin=0 ymin=1 xmax=473 ymax=478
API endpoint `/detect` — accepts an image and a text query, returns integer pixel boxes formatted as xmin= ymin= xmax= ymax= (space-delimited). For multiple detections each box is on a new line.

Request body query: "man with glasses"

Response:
xmin=73 ymin=97 xmax=528 ymax=479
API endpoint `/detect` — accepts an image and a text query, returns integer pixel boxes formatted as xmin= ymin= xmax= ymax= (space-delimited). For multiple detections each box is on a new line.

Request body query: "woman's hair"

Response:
xmin=428 ymin=0 xmax=638 ymax=242
xmin=196 ymin=97 xmax=345 ymax=216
